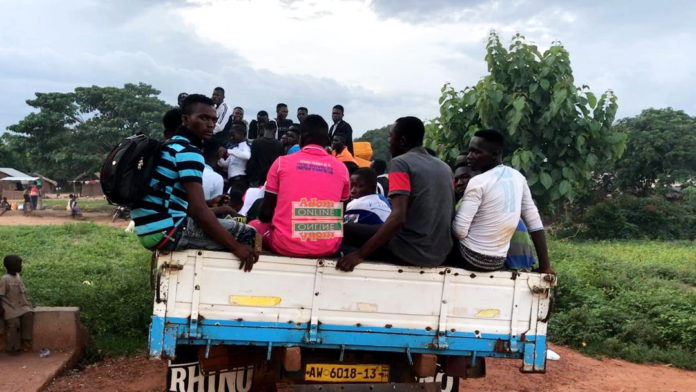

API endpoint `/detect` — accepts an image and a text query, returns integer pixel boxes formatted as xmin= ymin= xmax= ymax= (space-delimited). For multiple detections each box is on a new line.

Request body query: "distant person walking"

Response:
xmin=30 ymin=184 xmax=39 ymax=210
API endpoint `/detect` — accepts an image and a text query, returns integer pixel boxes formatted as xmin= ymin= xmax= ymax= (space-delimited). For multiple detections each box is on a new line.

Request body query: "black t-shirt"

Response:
xmin=247 ymin=138 xmax=285 ymax=187
xmin=276 ymin=118 xmax=294 ymax=140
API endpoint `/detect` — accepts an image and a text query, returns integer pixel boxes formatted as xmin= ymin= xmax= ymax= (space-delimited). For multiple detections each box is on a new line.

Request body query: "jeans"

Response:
xmin=166 ymin=217 xmax=256 ymax=251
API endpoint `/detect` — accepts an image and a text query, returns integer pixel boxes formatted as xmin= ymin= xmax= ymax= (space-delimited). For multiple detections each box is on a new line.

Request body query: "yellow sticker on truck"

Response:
xmin=304 ymin=364 xmax=389 ymax=383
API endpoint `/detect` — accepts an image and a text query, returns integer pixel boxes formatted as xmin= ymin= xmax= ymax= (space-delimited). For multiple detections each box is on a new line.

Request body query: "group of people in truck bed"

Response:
xmin=131 ymin=93 xmax=553 ymax=275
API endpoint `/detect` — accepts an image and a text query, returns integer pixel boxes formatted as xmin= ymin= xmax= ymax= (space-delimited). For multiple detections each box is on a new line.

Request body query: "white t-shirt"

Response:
xmin=218 ymin=142 xmax=251 ymax=178
xmin=214 ymin=102 xmax=232 ymax=135
xmin=344 ymin=194 xmax=391 ymax=225
xmin=452 ymin=165 xmax=543 ymax=257
xmin=202 ymin=164 xmax=224 ymax=202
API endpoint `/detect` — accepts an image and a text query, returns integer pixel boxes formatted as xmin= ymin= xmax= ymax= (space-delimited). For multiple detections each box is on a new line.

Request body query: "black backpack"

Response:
xmin=100 ymin=133 xmax=169 ymax=208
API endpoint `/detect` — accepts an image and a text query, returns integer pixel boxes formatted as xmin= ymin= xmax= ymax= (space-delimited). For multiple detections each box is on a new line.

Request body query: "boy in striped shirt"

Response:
xmin=131 ymin=94 xmax=258 ymax=271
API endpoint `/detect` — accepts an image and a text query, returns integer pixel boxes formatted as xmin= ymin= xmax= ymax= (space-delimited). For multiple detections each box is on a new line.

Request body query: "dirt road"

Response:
xmin=44 ymin=344 xmax=695 ymax=392
xmin=0 ymin=210 xmax=129 ymax=228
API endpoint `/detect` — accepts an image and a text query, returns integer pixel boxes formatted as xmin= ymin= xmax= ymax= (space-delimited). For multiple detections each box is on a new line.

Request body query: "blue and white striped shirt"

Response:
xmin=132 ymin=134 xmax=204 ymax=236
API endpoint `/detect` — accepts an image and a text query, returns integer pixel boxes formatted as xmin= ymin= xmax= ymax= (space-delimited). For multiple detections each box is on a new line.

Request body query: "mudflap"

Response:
xmin=276 ymin=383 xmax=441 ymax=391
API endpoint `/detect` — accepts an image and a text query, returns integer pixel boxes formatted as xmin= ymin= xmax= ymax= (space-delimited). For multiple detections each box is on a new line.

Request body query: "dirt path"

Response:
xmin=0 ymin=210 xmax=129 ymax=229
xmin=44 ymin=345 xmax=696 ymax=391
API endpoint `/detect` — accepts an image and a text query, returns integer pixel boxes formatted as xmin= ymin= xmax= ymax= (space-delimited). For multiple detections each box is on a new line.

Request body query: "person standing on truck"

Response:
xmin=250 ymin=114 xmax=350 ymax=257
xmin=131 ymin=94 xmax=258 ymax=271
xmin=338 ymin=116 xmax=454 ymax=271
xmin=451 ymin=129 xmax=553 ymax=274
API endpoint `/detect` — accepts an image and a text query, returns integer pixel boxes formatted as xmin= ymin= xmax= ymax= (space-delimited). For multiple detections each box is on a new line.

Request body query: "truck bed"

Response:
xmin=149 ymin=250 xmax=554 ymax=372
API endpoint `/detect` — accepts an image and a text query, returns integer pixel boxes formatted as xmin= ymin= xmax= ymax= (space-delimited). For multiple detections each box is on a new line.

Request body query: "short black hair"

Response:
xmin=352 ymin=167 xmax=378 ymax=191
xmin=233 ymin=106 xmax=243 ymax=111
xmin=473 ymin=129 xmax=504 ymax=150
xmin=214 ymin=87 xmax=225 ymax=94
xmin=182 ymin=94 xmax=215 ymax=115
xmin=177 ymin=92 xmax=188 ymax=100
xmin=264 ymin=121 xmax=278 ymax=132
xmin=230 ymin=123 xmax=247 ymax=137
xmin=371 ymin=159 xmax=387 ymax=175
xmin=202 ymin=139 xmax=220 ymax=161
xmin=162 ymin=108 xmax=182 ymax=133
xmin=344 ymin=161 xmax=359 ymax=175
xmin=333 ymin=104 xmax=344 ymax=112
xmin=276 ymin=103 xmax=288 ymax=111
xmin=332 ymin=134 xmax=345 ymax=143
xmin=257 ymin=110 xmax=268 ymax=117
xmin=3 ymin=254 xmax=22 ymax=270
xmin=297 ymin=107 xmax=308 ymax=112
xmin=299 ymin=114 xmax=329 ymax=147
xmin=393 ymin=116 xmax=425 ymax=148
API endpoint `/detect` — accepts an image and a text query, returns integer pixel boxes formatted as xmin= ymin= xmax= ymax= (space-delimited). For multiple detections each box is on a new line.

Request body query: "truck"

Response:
xmin=149 ymin=249 xmax=555 ymax=391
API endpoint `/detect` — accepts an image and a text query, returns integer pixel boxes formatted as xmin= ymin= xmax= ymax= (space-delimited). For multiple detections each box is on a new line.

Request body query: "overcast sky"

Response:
xmin=1 ymin=0 xmax=695 ymax=136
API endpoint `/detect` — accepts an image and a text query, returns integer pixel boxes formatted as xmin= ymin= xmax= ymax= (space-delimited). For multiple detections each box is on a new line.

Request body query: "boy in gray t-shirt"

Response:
xmin=0 ymin=255 xmax=33 ymax=354
xmin=338 ymin=116 xmax=454 ymax=271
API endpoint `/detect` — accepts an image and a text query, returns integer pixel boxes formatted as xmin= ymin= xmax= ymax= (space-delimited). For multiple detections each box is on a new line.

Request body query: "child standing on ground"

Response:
xmin=0 ymin=255 xmax=33 ymax=354
xmin=69 ymin=194 xmax=80 ymax=218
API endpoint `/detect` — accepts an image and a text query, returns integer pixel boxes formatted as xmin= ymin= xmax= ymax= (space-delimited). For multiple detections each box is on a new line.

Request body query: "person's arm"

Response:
xmin=258 ymin=192 xmax=278 ymax=223
xmin=452 ymin=183 xmax=483 ymax=239
xmin=529 ymin=230 xmax=553 ymax=274
xmin=214 ymin=103 xmax=231 ymax=135
xmin=229 ymin=143 xmax=251 ymax=160
xmin=336 ymin=194 xmax=408 ymax=272
xmin=257 ymin=157 xmax=281 ymax=223
xmin=520 ymin=182 xmax=553 ymax=274
xmin=0 ymin=277 xmax=6 ymax=319
xmin=184 ymin=181 xmax=258 ymax=271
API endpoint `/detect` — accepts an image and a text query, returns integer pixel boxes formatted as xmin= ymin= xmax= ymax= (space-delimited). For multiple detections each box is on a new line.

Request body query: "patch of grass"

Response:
xmin=549 ymin=240 xmax=696 ymax=369
xmin=42 ymin=198 xmax=114 ymax=213
xmin=0 ymin=223 xmax=151 ymax=359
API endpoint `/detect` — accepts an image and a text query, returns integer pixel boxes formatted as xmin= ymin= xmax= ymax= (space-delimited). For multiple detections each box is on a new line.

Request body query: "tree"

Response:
xmin=425 ymin=32 xmax=625 ymax=211
xmin=356 ymin=126 xmax=391 ymax=162
xmin=8 ymin=83 xmax=171 ymax=182
xmin=612 ymin=108 xmax=696 ymax=195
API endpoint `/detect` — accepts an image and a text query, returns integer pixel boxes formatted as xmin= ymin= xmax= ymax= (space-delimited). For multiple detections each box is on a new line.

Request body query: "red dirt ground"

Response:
xmin=43 ymin=344 xmax=696 ymax=392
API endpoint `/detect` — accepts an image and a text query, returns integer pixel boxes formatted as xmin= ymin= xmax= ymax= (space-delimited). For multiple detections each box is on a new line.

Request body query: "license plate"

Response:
xmin=304 ymin=363 xmax=390 ymax=383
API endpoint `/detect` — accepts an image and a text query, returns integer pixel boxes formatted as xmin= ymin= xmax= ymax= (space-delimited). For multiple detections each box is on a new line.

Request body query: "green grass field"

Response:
xmin=41 ymin=198 xmax=113 ymax=213
xmin=549 ymin=240 xmax=696 ymax=369
xmin=0 ymin=223 xmax=694 ymax=368
xmin=0 ymin=223 xmax=151 ymax=359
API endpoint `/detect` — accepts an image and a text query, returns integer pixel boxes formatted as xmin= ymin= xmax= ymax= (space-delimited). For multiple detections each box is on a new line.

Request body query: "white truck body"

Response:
xmin=149 ymin=250 xmax=554 ymax=372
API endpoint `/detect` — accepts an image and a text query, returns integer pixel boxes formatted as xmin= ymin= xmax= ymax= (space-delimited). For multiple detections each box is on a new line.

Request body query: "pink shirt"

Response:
xmin=265 ymin=145 xmax=350 ymax=257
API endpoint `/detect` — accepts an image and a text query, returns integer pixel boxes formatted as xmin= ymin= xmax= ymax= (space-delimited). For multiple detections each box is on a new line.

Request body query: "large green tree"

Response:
xmin=8 ymin=83 xmax=171 ymax=181
xmin=612 ymin=108 xmax=696 ymax=195
xmin=426 ymin=32 xmax=625 ymax=211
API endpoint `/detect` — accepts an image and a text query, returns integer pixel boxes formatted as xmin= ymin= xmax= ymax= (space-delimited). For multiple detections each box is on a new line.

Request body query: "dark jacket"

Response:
xmin=329 ymin=120 xmax=354 ymax=154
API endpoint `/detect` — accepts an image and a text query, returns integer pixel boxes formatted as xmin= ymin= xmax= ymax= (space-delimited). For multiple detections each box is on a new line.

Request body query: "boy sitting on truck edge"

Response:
xmin=451 ymin=129 xmax=553 ymax=274
xmin=1 ymin=255 xmax=33 ymax=354
xmin=344 ymin=168 xmax=391 ymax=225
xmin=250 ymin=114 xmax=350 ymax=258
xmin=338 ymin=116 xmax=454 ymax=271
xmin=130 ymin=94 xmax=258 ymax=271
